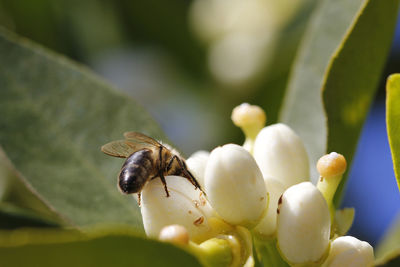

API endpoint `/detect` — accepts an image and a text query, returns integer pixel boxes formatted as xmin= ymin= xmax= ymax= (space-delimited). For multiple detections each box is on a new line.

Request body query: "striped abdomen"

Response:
xmin=118 ymin=149 xmax=155 ymax=194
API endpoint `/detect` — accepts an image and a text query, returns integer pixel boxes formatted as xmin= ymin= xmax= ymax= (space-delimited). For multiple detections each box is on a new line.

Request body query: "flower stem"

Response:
xmin=253 ymin=236 xmax=289 ymax=267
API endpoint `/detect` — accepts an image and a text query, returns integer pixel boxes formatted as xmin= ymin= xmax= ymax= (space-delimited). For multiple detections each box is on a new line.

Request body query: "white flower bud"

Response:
xmin=204 ymin=144 xmax=268 ymax=228
xmin=253 ymin=177 xmax=286 ymax=237
xmin=253 ymin=123 xmax=309 ymax=188
xmin=277 ymin=182 xmax=330 ymax=265
xmin=323 ymin=236 xmax=374 ymax=267
xmin=231 ymin=103 xmax=267 ymax=133
xmin=141 ymin=175 xmax=215 ymax=243
xmin=186 ymin=150 xmax=210 ymax=190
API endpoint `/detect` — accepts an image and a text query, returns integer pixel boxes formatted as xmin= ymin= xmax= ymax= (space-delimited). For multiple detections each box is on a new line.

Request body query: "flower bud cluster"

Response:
xmin=134 ymin=103 xmax=374 ymax=267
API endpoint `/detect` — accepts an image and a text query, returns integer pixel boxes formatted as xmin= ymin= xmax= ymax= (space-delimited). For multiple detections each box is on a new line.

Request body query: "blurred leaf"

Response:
xmin=0 ymin=0 xmax=72 ymax=56
xmin=375 ymin=215 xmax=400 ymax=264
xmin=0 ymin=148 xmax=66 ymax=224
xmin=377 ymin=250 xmax=400 ymax=266
xmin=280 ymin=0 xmax=399 ymax=194
xmin=251 ymin=0 xmax=317 ymax=125
xmin=0 ymin=227 xmax=202 ymax=267
xmin=62 ymin=0 xmax=126 ymax=60
xmin=0 ymin=28 xmax=166 ymax=229
xmin=376 ymin=253 xmax=400 ymax=267
xmin=117 ymin=0 xmax=207 ymax=78
xmin=0 ymin=0 xmax=127 ymax=63
xmin=0 ymin=202 xmax=58 ymax=229
xmin=387 ymin=74 xmax=400 ymax=192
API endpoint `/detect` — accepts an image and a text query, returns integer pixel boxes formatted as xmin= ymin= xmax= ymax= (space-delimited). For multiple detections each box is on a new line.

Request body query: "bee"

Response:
xmin=101 ymin=132 xmax=202 ymax=202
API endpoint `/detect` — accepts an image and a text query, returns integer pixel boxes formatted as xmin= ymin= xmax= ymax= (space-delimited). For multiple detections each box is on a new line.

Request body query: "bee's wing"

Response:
xmin=101 ymin=140 xmax=148 ymax=158
xmin=123 ymin=132 xmax=161 ymax=147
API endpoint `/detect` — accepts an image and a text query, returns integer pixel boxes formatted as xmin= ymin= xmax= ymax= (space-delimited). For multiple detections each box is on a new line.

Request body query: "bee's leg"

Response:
xmin=137 ymin=193 xmax=141 ymax=206
xmin=158 ymin=146 xmax=170 ymax=197
xmin=159 ymin=172 xmax=170 ymax=197
xmin=166 ymin=155 xmax=178 ymax=172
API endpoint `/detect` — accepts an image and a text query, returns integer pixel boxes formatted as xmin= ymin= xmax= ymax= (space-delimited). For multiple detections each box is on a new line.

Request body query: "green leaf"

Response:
xmin=0 ymin=202 xmax=58 ymax=229
xmin=334 ymin=208 xmax=355 ymax=236
xmin=280 ymin=0 xmax=399 ymax=201
xmin=280 ymin=0 xmax=366 ymax=180
xmin=323 ymin=0 xmax=399 ymax=205
xmin=250 ymin=0 xmax=317 ymax=124
xmin=375 ymin=215 xmax=400 ymax=265
xmin=376 ymin=254 xmax=400 ymax=267
xmin=0 ymin=227 xmax=202 ymax=267
xmin=0 ymin=148 xmax=65 ymax=225
xmin=387 ymin=74 xmax=400 ymax=192
xmin=0 ymin=28 xmax=166 ymax=229
xmin=117 ymin=0 xmax=207 ymax=77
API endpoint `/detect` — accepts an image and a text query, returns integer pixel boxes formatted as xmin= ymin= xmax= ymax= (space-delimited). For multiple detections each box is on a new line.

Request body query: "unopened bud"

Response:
xmin=141 ymin=175 xmax=216 ymax=243
xmin=159 ymin=224 xmax=190 ymax=245
xmin=253 ymin=123 xmax=309 ymax=188
xmin=205 ymin=144 xmax=268 ymax=228
xmin=253 ymin=177 xmax=286 ymax=237
xmin=231 ymin=103 xmax=266 ymax=153
xmin=277 ymin=182 xmax=330 ymax=265
xmin=186 ymin=150 xmax=210 ymax=189
xmin=323 ymin=236 xmax=374 ymax=267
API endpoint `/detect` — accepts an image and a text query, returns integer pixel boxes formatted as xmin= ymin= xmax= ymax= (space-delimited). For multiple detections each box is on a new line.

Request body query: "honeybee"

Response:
xmin=101 ymin=132 xmax=202 ymax=202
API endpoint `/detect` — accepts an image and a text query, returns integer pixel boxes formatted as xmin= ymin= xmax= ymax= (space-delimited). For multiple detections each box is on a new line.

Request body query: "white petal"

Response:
xmin=186 ymin=150 xmax=210 ymax=189
xmin=323 ymin=236 xmax=374 ymax=267
xmin=205 ymin=144 xmax=267 ymax=228
xmin=253 ymin=123 xmax=309 ymax=188
xmin=253 ymin=177 xmax=286 ymax=237
xmin=141 ymin=175 xmax=214 ymax=243
xmin=277 ymin=182 xmax=330 ymax=264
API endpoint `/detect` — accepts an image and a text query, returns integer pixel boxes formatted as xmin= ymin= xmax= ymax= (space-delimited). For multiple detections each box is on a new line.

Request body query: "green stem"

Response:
xmin=317 ymin=174 xmax=342 ymax=225
xmin=253 ymin=236 xmax=289 ymax=267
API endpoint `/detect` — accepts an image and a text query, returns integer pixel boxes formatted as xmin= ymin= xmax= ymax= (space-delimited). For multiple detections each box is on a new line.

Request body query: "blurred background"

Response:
xmin=0 ymin=0 xmax=398 ymax=248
